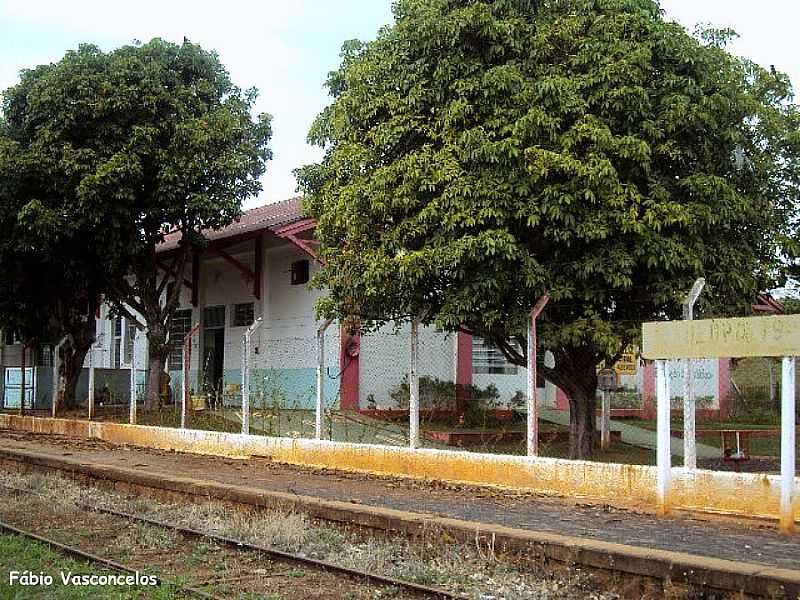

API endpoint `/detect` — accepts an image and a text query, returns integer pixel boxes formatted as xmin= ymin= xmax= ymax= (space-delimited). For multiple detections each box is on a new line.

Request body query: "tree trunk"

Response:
xmin=60 ymin=343 xmax=90 ymax=411
xmin=54 ymin=316 xmax=95 ymax=416
xmin=567 ymin=385 xmax=596 ymax=459
xmin=145 ymin=324 xmax=168 ymax=412
xmin=543 ymin=347 xmax=599 ymax=460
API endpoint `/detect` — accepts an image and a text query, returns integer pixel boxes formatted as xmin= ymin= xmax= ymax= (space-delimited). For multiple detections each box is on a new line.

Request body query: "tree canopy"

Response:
xmin=298 ymin=0 xmax=800 ymax=457
xmin=0 ymin=38 xmax=273 ymax=409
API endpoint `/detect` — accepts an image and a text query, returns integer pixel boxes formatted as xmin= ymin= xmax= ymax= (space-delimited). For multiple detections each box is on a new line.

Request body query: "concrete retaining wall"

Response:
xmin=0 ymin=414 xmax=796 ymax=525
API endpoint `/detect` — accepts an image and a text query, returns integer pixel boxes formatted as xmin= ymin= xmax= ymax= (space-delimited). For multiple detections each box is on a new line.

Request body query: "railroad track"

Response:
xmin=0 ymin=482 xmax=460 ymax=600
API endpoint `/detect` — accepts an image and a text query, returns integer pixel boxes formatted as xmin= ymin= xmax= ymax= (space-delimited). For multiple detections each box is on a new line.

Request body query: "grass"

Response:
xmin=0 ymin=470 xmax=617 ymax=600
xmin=621 ymin=417 xmax=799 ymax=457
xmin=0 ymin=534 xmax=186 ymax=599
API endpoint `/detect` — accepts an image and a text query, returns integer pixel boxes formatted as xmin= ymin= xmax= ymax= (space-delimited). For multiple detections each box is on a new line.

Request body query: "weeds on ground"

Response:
xmin=0 ymin=470 xmax=620 ymax=600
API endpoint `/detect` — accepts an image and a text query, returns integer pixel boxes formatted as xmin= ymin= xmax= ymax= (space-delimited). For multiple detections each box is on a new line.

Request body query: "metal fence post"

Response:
xmin=181 ymin=322 xmax=200 ymax=429
xmin=129 ymin=328 xmax=137 ymax=425
xmin=410 ymin=317 xmax=420 ymax=450
xmin=316 ymin=318 xmax=333 ymax=440
xmin=87 ymin=340 xmax=95 ymax=420
xmin=242 ymin=318 xmax=263 ymax=436
xmin=656 ymin=359 xmax=672 ymax=516
xmin=781 ymin=356 xmax=796 ymax=533
xmin=683 ymin=278 xmax=705 ymax=470
xmin=527 ymin=294 xmax=550 ymax=457
xmin=409 ymin=309 xmax=430 ymax=450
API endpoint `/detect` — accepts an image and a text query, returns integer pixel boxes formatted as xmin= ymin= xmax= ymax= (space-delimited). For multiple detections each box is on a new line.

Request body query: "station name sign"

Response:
xmin=642 ymin=314 xmax=800 ymax=359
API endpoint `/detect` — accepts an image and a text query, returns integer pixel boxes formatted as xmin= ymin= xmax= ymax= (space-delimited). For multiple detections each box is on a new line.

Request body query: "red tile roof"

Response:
xmin=158 ymin=197 xmax=305 ymax=252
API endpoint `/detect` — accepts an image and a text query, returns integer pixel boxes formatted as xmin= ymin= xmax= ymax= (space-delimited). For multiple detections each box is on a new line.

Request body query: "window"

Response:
xmin=38 ymin=345 xmax=54 ymax=367
xmin=232 ymin=303 xmax=255 ymax=327
xmin=112 ymin=317 xmax=123 ymax=369
xmin=203 ymin=306 xmax=226 ymax=329
xmin=168 ymin=309 xmax=193 ymax=371
xmin=472 ymin=337 xmax=518 ymax=375
xmin=291 ymin=260 xmax=310 ymax=285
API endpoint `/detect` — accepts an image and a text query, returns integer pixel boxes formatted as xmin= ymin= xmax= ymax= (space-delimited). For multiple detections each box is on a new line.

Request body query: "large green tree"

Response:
xmin=298 ymin=0 xmax=800 ymax=458
xmin=0 ymin=129 xmax=103 ymax=412
xmin=1 ymin=39 xmax=273 ymax=410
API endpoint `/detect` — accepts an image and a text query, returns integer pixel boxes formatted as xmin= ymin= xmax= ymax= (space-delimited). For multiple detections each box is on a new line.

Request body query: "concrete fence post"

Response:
xmin=527 ymin=294 xmax=550 ymax=457
xmin=241 ymin=317 xmax=263 ymax=436
xmin=683 ymin=278 xmax=705 ymax=470
xmin=781 ymin=356 xmax=796 ymax=533
xmin=316 ymin=318 xmax=333 ymax=440
xmin=656 ymin=359 xmax=672 ymax=516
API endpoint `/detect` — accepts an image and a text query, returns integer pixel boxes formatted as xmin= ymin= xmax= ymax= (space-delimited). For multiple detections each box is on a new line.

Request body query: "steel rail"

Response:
xmin=0 ymin=482 xmax=461 ymax=599
xmin=0 ymin=518 xmax=220 ymax=600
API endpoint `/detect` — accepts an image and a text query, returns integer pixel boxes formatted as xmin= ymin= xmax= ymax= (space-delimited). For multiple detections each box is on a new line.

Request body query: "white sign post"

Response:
xmin=656 ymin=360 xmax=672 ymax=515
xmin=644 ymin=314 xmax=799 ymax=531
xmin=781 ymin=357 xmax=796 ymax=533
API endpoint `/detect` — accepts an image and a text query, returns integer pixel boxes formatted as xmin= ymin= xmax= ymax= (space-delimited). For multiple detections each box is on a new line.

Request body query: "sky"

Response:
xmin=1 ymin=0 xmax=799 ymax=209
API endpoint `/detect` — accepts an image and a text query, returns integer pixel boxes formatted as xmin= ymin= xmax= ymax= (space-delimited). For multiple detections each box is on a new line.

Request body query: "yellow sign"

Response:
xmin=642 ymin=314 xmax=800 ymax=359
xmin=613 ymin=347 xmax=638 ymax=375
xmin=597 ymin=346 xmax=639 ymax=376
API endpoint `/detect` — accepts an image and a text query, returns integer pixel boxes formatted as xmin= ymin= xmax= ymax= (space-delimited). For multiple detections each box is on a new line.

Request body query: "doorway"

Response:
xmin=202 ymin=305 xmax=226 ymax=408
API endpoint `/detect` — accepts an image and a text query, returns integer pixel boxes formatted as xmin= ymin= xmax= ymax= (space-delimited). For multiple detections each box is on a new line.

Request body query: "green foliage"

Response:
xmin=0 ymin=38 xmax=272 ymax=405
xmin=298 ymin=0 xmax=800 ymax=457
xmin=389 ymin=375 xmax=499 ymax=410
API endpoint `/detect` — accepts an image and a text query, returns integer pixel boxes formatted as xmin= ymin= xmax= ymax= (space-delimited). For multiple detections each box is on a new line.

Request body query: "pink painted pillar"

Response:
xmin=455 ymin=331 xmax=473 ymax=416
xmin=642 ymin=361 xmax=656 ymax=419
xmin=340 ymin=331 xmax=360 ymax=411
xmin=555 ymin=387 xmax=569 ymax=411
xmin=718 ymin=358 xmax=731 ymax=420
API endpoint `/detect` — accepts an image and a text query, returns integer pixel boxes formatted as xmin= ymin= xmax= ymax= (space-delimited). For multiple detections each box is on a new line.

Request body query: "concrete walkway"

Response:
xmin=540 ymin=409 xmax=720 ymax=459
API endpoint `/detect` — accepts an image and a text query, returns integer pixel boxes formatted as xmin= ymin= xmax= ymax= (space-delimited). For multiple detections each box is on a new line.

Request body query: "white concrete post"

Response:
xmin=656 ymin=359 xmax=672 ymax=515
xmin=316 ymin=318 xmax=333 ymax=440
xmin=780 ymin=356 xmax=796 ymax=533
xmin=129 ymin=328 xmax=137 ymax=425
xmin=241 ymin=318 xmax=263 ymax=436
xmin=601 ymin=390 xmax=611 ymax=450
xmin=410 ymin=316 xmax=420 ymax=450
xmin=683 ymin=278 xmax=705 ymax=470
xmin=87 ymin=341 xmax=95 ymax=420
xmin=527 ymin=294 xmax=550 ymax=457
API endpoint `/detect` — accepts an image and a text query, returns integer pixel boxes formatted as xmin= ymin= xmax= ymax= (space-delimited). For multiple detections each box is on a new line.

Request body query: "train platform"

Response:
xmin=0 ymin=429 xmax=798 ymax=597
